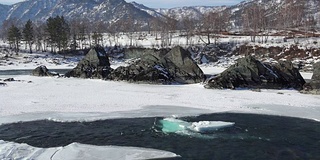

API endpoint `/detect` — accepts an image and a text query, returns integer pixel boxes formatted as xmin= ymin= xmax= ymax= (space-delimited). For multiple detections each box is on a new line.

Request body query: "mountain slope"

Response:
xmin=155 ymin=6 xmax=226 ymax=20
xmin=0 ymin=4 xmax=10 ymax=22
xmin=227 ymin=0 xmax=320 ymax=28
xmin=131 ymin=1 xmax=225 ymax=20
xmin=0 ymin=0 xmax=319 ymax=29
xmin=4 ymin=0 xmax=152 ymax=23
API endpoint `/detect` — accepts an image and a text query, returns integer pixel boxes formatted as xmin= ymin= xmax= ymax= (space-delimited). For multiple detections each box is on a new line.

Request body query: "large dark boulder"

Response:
xmin=32 ymin=65 xmax=58 ymax=77
xmin=301 ymin=62 xmax=320 ymax=94
xmin=162 ymin=46 xmax=205 ymax=84
xmin=124 ymin=48 xmax=169 ymax=59
xmin=65 ymin=47 xmax=113 ymax=79
xmin=108 ymin=54 xmax=173 ymax=83
xmin=205 ymin=56 xmax=305 ymax=90
xmin=109 ymin=46 xmax=205 ymax=84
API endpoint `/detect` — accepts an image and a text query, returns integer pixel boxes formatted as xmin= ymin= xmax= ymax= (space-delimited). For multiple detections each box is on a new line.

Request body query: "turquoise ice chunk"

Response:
xmin=160 ymin=118 xmax=190 ymax=133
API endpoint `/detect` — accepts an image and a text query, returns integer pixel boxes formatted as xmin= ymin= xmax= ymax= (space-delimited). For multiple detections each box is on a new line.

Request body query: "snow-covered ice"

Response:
xmin=160 ymin=118 xmax=235 ymax=134
xmin=0 ymin=67 xmax=319 ymax=123
xmin=190 ymin=121 xmax=235 ymax=132
xmin=1 ymin=47 xmax=320 ymax=159
xmin=0 ymin=141 xmax=179 ymax=160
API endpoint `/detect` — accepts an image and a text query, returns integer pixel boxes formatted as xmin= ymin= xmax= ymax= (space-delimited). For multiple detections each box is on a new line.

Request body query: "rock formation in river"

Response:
xmin=65 ymin=46 xmax=113 ymax=79
xmin=32 ymin=65 xmax=58 ymax=77
xmin=204 ymin=56 xmax=305 ymax=90
xmin=108 ymin=46 xmax=206 ymax=84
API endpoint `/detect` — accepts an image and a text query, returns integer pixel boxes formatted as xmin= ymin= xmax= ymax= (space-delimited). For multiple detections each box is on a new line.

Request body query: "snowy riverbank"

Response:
xmin=1 ymin=67 xmax=319 ymax=123
xmin=1 ymin=50 xmax=320 ymax=160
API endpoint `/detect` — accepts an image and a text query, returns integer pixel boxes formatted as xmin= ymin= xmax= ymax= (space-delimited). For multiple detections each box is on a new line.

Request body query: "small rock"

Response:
xmin=301 ymin=62 xmax=320 ymax=95
xmin=251 ymin=88 xmax=261 ymax=92
xmin=32 ymin=65 xmax=50 ymax=76
xmin=4 ymin=78 xmax=15 ymax=82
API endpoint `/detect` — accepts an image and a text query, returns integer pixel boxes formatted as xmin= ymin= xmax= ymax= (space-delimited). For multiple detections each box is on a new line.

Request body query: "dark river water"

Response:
xmin=0 ymin=113 xmax=319 ymax=160
xmin=0 ymin=69 xmax=70 ymax=75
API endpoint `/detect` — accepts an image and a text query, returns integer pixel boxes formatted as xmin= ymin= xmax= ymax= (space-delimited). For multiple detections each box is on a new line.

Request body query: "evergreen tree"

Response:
xmin=23 ymin=19 xmax=34 ymax=53
xmin=92 ymin=31 xmax=103 ymax=46
xmin=46 ymin=17 xmax=58 ymax=52
xmin=7 ymin=24 xmax=22 ymax=53
xmin=59 ymin=16 xmax=70 ymax=52
xmin=46 ymin=16 xmax=70 ymax=53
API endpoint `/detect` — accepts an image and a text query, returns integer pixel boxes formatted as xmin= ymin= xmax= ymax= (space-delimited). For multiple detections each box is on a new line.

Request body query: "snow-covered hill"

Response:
xmin=3 ymin=0 xmax=152 ymax=24
xmin=0 ymin=0 xmax=319 ymax=28
xmin=227 ymin=0 xmax=320 ymax=28
xmin=0 ymin=4 xmax=10 ymax=23
xmin=155 ymin=6 xmax=226 ymax=20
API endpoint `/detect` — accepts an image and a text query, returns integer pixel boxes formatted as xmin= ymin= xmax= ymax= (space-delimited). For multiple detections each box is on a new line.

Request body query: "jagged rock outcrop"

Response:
xmin=65 ymin=47 xmax=113 ymax=79
xmin=123 ymin=48 xmax=169 ymax=59
xmin=205 ymin=56 xmax=305 ymax=90
xmin=108 ymin=54 xmax=173 ymax=83
xmin=301 ymin=62 xmax=320 ymax=94
xmin=32 ymin=65 xmax=58 ymax=77
xmin=109 ymin=46 xmax=205 ymax=84
xmin=163 ymin=46 xmax=206 ymax=84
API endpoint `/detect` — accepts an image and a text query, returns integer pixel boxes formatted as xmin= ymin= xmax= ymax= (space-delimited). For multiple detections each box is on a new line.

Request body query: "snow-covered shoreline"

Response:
xmin=1 ymin=48 xmax=320 ymax=160
xmin=1 ymin=75 xmax=319 ymax=159
xmin=1 ymin=70 xmax=319 ymax=124
xmin=0 ymin=51 xmax=318 ymax=123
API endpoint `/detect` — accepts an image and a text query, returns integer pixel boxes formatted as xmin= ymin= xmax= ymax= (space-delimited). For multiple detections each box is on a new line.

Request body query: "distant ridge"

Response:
xmin=0 ymin=0 xmax=319 ymax=29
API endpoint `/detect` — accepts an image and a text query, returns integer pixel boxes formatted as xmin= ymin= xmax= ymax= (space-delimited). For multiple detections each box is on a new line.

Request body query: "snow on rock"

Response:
xmin=190 ymin=121 xmax=235 ymax=133
xmin=160 ymin=118 xmax=235 ymax=134
xmin=0 ymin=141 xmax=179 ymax=160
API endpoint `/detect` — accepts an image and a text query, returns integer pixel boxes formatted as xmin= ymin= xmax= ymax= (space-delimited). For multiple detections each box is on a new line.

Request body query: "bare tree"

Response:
xmin=165 ymin=15 xmax=178 ymax=46
xmin=242 ymin=4 xmax=261 ymax=43
xmin=304 ymin=15 xmax=317 ymax=37
xmin=33 ymin=22 xmax=47 ymax=52
xmin=150 ymin=17 xmax=162 ymax=40
xmin=180 ymin=14 xmax=195 ymax=45
xmin=219 ymin=10 xmax=232 ymax=32
xmin=198 ymin=12 xmax=225 ymax=45
xmin=278 ymin=0 xmax=304 ymax=30
xmin=92 ymin=21 xmax=107 ymax=46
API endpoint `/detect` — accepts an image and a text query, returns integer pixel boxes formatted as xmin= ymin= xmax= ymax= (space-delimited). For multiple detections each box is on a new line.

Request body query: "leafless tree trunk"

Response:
xmin=242 ymin=4 xmax=261 ymax=43
xmin=181 ymin=15 xmax=195 ymax=46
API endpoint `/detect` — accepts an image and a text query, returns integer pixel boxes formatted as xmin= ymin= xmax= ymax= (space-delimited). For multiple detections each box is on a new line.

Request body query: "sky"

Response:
xmin=0 ymin=0 xmax=243 ymax=8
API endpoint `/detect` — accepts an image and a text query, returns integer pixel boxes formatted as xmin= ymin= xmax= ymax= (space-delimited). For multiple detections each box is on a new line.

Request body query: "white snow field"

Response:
xmin=1 ymin=71 xmax=320 ymax=123
xmin=0 ymin=141 xmax=179 ymax=160
xmin=1 ymin=36 xmax=320 ymax=159
xmin=1 ymin=68 xmax=319 ymax=160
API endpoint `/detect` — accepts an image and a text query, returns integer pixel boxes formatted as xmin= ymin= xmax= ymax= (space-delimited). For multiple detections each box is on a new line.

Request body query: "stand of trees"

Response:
xmin=46 ymin=16 xmax=70 ymax=53
xmin=1 ymin=1 xmax=318 ymax=53
xmin=7 ymin=24 xmax=21 ymax=53
xmin=22 ymin=20 xmax=34 ymax=53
